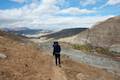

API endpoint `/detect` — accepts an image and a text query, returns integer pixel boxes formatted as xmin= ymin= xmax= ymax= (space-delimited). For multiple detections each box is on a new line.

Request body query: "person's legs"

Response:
xmin=58 ymin=54 xmax=61 ymax=65
xmin=55 ymin=54 xmax=58 ymax=66
xmin=55 ymin=54 xmax=61 ymax=67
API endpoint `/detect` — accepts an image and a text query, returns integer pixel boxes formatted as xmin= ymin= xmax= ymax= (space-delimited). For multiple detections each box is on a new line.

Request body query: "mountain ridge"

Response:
xmin=0 ymin=27 xmax=44 ymax=35
xmin=39 ymin=28 xmax=88 ymax=39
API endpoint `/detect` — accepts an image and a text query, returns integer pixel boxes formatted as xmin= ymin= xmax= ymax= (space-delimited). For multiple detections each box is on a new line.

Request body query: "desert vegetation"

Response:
xmin=72 ymin=44 xmax=120 ymax=57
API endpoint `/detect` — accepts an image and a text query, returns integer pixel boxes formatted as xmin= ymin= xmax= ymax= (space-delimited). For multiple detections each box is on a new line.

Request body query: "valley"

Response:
xmin=0 ymin=16 xmax=120 ymax=80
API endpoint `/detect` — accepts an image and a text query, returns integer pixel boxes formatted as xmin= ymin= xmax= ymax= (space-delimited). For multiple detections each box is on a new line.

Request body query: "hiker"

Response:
xmin=53 ymin=41 xmax=61 ymax=67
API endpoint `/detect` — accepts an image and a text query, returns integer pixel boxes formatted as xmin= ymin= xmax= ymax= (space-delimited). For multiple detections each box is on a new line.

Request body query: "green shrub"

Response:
xmin=72 ymin=44 xmax=93 ymax=53
xmin=110 ymin=51 xmax=120 ymax=56
xmin=95 ymin=47 xmax=108 ymax=54
xmin=72 ymin=44 xmax=120 ymax=57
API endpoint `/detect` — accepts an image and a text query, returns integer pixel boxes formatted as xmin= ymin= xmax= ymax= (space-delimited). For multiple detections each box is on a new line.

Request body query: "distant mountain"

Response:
xmin=1 ymin=27 xmax=44 ymax=36
xmin=1 ymin=27 xmax=29 ymax=31
xmin=0 ymin=30 xmax=27 ymax=41
xmin=39 ymin=28 xmax=88 ymax=39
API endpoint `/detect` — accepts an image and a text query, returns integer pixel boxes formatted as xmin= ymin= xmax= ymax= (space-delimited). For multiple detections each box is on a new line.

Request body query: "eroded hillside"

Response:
xmin=76 ymin=16 xmax=120 ymax=48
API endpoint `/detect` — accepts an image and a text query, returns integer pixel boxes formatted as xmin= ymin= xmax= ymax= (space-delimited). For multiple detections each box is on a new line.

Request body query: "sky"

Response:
xmin=0 ymin=0 xmax=120 ymax=30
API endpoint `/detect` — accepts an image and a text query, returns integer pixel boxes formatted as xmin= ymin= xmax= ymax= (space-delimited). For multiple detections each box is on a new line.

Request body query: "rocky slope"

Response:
xmin=76 ymin=16 xmax=120 ymax=47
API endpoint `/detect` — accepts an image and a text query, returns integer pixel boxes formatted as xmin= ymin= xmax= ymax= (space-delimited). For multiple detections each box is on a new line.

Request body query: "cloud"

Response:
xmin=100 ymin=0 xmax=120 ymax=8
xmin=107 ymin=0 xmax=120 ymax=5
xmin=80 ymin=0 xmax=97 ymax=6
xmin=58 ymin=7 xmax=96 ymax=15
xmin=0 ymin=0 xmax=114 ymax=29
xmin=0 ymin=0 xmax=58 ymax=18
xmin=0 ymin=0 xmax=59 ymax=28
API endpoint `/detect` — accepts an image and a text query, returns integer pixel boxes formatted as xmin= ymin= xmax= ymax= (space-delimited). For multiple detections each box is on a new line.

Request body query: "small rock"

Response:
xmin=110 ymin=45 xmax=120 ymax=53
xmin=76 ymin=73 xmax=89 ymax=80
xmin=0 ymin=53 xmax=7 ymax=59
xmin=25 ymin=64 xmax=28 ymax=67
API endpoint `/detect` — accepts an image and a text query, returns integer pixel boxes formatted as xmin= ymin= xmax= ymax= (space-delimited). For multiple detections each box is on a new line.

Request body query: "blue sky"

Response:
xmin=0 ymin=0 xmax=120 ymax=29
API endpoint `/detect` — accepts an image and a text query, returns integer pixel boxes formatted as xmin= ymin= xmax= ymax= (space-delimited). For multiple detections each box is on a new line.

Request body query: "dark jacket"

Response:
xmin=53 ymin=44 xmax=61 ymax=54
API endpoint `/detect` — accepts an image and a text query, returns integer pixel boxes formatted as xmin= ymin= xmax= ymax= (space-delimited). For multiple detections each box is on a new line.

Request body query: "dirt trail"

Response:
xmin=52 ymin=66 xmax=67 ymax=80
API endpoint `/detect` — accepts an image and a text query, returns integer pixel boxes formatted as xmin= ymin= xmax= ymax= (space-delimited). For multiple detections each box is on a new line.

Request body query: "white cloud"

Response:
xmin=58 ymin=7 xmax=96 ymax=15
xmin=100 ymin=0 xmax=120 ymax=8
xmin=107 ymin=0 xmax=120 ymax=5
xmin=80 ymin=0 xmax=97 ymax=6
xmin=0 ymin=0 xmax=59 ymax=28
xmin=0 ymin=0 xmax=114 ymax=29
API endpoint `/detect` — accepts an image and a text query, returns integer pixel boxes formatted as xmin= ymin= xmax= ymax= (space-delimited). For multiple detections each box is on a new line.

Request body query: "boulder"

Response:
xmin=0 ymin=53 xmax=7 ymax=59
xmin=110 ymin=44 xmax=120 ymax=53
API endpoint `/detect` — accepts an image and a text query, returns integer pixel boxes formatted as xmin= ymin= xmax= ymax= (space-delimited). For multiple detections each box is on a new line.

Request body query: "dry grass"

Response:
xmin=0 ymin=34 xmax=53 ymax=80
xmin=62 ymin=59 xmax=120 ymax=80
